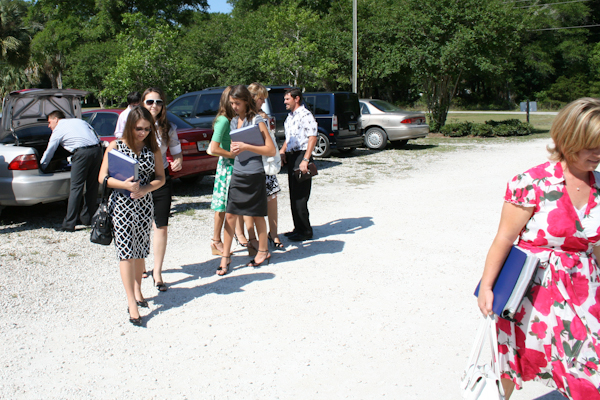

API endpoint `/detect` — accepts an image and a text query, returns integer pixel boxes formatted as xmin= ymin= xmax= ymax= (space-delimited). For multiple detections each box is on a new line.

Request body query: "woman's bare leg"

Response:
xmin=501 ymin=378 xmax=515 ymax=399
xmin=218 ymin=213 xmax=236 ymax=275
xmin=120 ymin=259 xmax=140 ymax=318
xmin=252 ymin=216 xmax=270 ymax=263
xmin=267 ymin=195 xmax=281 ymax=244
xmin=152 ymin=222 xmax=168 ymax=285
xmin=212 ymin=211 xmax=225 ymax=253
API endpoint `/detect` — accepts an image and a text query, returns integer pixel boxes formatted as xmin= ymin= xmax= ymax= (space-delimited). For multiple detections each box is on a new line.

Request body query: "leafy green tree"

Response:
xmin=63 ymin=40 xmax=121 ymax=107
xmin=395 ymin=0 xmax=521 ymax=130
xmin=101 ymin=13 xmax=185 ymax=101
xmin=178 ymin=12 xmax=234 ymax=90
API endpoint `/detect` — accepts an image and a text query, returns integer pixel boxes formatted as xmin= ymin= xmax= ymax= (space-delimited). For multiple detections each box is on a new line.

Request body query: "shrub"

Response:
xmin=471 ymin=124 xmax=494 ymax=137
xmin=440 ymin=119 xmax=534 ymax=137
xmin=440 ymin=122 xmax=471 ymax=137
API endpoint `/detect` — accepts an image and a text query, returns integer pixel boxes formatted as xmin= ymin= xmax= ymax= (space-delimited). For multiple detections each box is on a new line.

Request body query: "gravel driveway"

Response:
xmin=0 ymin=138 xmax=566 ymax=399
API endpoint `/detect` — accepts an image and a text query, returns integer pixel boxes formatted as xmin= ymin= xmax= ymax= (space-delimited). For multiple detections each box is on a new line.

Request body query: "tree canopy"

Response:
xmin=0 ymin=0 xmax=596 ymax=127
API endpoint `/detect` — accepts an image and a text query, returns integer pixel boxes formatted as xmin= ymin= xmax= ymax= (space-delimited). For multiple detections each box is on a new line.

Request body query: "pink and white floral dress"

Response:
xmin=500 ymin=161 xmax=600 ymax=399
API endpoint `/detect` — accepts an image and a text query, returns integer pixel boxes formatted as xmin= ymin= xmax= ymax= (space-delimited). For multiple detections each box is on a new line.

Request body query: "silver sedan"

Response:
xmin=0 ymin=89 xmax=88 ymax=215
xmin=360 ymin=99 xmax=429 ymax=150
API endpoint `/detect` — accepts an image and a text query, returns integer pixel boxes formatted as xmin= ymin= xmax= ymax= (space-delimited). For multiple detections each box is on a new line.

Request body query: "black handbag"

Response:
xmin=90 ymin=175 xmax=113 ymax=245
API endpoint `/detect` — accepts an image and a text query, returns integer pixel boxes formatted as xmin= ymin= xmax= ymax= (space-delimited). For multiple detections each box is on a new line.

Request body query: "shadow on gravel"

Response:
xmin=311 ymin=217 xmax=374 ymax=240
xmin=533 ymin=391 xmax=567 ymax=399
xmin=144 ymin=267 xmax=275 ymax=321
xmin=401 ymin=143 xmax=438 ymax=151
xmin=0 ymin=201 xmax=67 ymax=233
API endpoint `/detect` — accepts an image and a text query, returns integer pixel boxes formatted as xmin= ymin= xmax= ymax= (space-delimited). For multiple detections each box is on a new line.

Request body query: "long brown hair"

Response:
xmin=213 ymin=86 xmax=235 ymax=128
xmin=142 ymin=87 xmax=170 ymax=143
xmin=123 ymin=106 xmax=158 ymax=153
xmin=229 ymin=84 xmax=257 ymax=122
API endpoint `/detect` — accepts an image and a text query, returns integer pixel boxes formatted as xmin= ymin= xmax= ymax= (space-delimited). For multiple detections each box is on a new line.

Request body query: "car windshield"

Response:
xmin=166 ymin=111 xmax=193 ymax=129
xmin=369 ymin=100 xmax=404 ymax=113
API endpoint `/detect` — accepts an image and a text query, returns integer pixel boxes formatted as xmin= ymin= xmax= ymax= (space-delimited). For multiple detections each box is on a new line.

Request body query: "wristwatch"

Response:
xmin=302 ymin=157 xmax=310 ymax=162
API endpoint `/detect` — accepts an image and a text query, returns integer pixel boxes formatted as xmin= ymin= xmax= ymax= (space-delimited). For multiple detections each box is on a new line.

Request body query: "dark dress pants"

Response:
xmin=287 ymin=151 xmax=313 ymax=236
xmin=63 ymin=146 xmax=103 ymax=229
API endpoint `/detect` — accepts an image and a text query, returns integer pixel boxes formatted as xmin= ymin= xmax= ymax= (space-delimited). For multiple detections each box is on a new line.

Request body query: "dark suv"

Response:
xmin=302 ymin=92 xmax=363 ymax=157
xmin=168 ymin=87 xmax=363 ymax=158
xmin=167 ymin=86 xmax=279 ymax=134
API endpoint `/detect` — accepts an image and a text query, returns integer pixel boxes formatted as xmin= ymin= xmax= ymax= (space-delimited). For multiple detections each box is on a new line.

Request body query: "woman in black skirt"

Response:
xmin=217 ymin=85 xmax=276 ymax=275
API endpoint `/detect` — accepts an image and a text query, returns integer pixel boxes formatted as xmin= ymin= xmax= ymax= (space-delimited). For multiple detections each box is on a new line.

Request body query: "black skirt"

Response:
xmin=226 ymin=171 xmax=268 ymax=216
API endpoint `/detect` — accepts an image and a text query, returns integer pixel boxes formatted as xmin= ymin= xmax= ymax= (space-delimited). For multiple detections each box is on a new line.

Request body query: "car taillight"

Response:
xmin=332 ymin=114 xmax=338 ymax=131
xmin=268 ymin=116 xmax=276 ymax=132
xmin=181 ymin=142 xmax=196 ymax=155
xmin=8 ymin=154 xmax=39 ymax=170
xmin=401 ymin=118 xmax=414 ymax=124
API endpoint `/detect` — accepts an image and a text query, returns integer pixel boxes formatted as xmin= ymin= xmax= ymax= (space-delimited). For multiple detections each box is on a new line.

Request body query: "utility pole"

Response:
xmin=352 ymin=0 xmax=357 ymax=94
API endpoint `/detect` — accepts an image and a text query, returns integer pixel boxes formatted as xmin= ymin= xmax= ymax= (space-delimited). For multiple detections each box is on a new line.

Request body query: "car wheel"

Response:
xmin=337 ymin=147 xmax=356 ymax=155
xmin=312 ymin=133 xmax=331 ymax=158
xmin=364 ymin=127 xmax=388 ymax=150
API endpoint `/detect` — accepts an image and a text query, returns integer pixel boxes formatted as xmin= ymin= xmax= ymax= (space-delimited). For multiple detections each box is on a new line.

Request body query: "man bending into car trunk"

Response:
xmin=40 ymin=110 xmax=103 ymax=232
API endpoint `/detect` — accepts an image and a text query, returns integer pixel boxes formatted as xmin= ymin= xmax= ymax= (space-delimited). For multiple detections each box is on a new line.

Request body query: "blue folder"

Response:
xmin=108 ymin=149 xmax=139 ymax=195
xmin=474 ymin=246 xmax=531 ymax=318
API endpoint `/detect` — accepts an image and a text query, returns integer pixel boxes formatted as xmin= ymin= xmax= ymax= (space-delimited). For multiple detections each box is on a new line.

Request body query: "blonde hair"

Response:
xmin=548 ymin=97 xmax=600 ymax=163
xmin=248 ymin=82 xmax=268 ymax=101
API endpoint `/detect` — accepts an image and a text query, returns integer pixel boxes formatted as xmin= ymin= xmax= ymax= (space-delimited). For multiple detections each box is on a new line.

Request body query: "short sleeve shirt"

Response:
xmin=230 ymin=114 xmax=265 ymax=174
xmin=156 ymin=122 xmax=181 ymax=168
xmin=284 ymin=105 xmax=317 ymax=152
xmin=212 ymin=115 xmax=231 ymax=152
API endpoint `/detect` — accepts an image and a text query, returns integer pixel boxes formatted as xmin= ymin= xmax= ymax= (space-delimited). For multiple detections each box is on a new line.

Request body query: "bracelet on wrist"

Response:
xmin=302 ymin=157 xmax=310 ymax=162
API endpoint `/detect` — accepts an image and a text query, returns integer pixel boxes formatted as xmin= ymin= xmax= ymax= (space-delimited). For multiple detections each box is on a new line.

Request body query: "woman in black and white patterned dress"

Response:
xmin=98 ymin=107 xmax=165 ymax=326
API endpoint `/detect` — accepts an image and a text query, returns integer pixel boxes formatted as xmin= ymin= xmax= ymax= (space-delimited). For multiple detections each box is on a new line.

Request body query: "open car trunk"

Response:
xmin=0 ymin=124 xmax=71 ymax=173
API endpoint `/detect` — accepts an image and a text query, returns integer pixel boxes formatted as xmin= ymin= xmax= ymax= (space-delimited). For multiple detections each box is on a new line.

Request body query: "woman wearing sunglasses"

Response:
xmin=141 ymin=87 xmax=182 ymax=292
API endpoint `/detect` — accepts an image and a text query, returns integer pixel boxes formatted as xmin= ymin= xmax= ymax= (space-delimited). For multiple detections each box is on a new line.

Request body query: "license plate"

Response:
xmin=197 ymin=141 xmax=209 ymax=151
xmin=349 ymin=124 xmax=356 ymax=131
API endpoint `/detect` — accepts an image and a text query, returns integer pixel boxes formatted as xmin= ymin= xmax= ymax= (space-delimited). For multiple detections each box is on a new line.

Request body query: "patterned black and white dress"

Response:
xmin=109 ymin=140 xmax=155 ymax=260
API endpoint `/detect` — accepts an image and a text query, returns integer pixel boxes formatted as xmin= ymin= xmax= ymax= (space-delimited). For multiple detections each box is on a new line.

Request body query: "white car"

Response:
xmin=0 ymin=89 xmax=88 ymax=215
xmin=360 ymin=99 xmax=429 ymax=150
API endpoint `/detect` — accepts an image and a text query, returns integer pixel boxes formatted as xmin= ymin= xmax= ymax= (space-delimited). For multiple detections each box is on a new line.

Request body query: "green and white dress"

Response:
xmin=210 ymin=115 xmax=234 ymax=212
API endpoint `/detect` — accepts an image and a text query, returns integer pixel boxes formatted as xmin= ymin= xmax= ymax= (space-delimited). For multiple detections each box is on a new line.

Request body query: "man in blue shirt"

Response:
xmin=40 ymin=111 xmax=102 ymax=231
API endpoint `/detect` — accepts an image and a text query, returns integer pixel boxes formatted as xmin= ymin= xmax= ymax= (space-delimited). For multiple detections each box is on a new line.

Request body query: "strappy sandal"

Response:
xmin=247 ymin=250 xmax=271 ymax=268
xmin=234 ymin=234 xmax=249 ymax=248
xmin=217 ymin=256 xmax=231 ymax=276
xmin=268 ymin=233 xmax=284 ymax=249
xmin=210 ymin=239 xmax=223 ymax=256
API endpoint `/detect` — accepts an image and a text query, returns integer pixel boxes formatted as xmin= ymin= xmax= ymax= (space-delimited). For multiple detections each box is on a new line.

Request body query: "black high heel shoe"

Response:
xmin=127 ymin=307 xmax=143 ymax=326
xmin=136 ymin=299 xmax=149 ymax=308
xmin=268 ymin=233 xmax=284 ymax=249
xmin=247 ymin=250 xmax=271 ymax=268
xmin=217 ymin=256 xmax=231 ymax=276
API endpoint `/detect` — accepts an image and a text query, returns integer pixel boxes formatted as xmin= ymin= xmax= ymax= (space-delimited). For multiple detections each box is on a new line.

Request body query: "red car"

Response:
xmin=83 ymin=109 xmax=217 ymax=182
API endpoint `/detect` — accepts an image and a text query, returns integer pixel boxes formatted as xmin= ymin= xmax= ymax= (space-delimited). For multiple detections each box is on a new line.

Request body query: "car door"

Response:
xmin=192 ymin=93 xmax=221 ymax=128
xmin=359 ymin=102 xmax=371 ymax=130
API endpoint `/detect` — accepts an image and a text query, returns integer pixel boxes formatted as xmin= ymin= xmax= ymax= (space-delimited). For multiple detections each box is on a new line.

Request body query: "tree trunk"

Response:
xmin=424 ymin=71 xmax=462 ymax=132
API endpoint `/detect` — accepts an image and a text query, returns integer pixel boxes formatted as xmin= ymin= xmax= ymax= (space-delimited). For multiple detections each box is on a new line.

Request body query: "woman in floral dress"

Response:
xmin=478 ymin=98 xmax=600 ymax=399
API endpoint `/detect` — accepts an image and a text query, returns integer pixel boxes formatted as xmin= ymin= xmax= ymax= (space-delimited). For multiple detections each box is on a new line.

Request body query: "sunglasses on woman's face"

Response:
xmin=144 ymin=99 xmax=164 ymax=106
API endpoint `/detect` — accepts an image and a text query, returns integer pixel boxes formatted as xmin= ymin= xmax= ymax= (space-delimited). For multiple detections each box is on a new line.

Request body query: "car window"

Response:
xmin=90 ymin=113 xmax=118 ymax=137
xmin=195 ymin=94 xmax=220 ymax=116
xmin=169 ymin=96 xmax=196 ymax=118
xmin=269 ymin=92 xmax=287 ymax=114
xmin=166 ymin=111 xmax=193 ymax=130
xmin=369 ymin=100 xmax=403 ymax=113
xmin=360 ymin=103 xmax=370 ymax=115
xmin=303 ymin=96 xmax=316 ymax=114
xmin=82 ymin=113 xmax=93 ymax=122
xmin=314 ymin=95 xmax=331 ymax=115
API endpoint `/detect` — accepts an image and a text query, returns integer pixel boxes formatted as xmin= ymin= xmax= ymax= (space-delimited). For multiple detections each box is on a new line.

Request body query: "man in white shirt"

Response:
xmin=114 ymin=91 xmax=141 ymax=138
xmin=40 ymin=111 xmax=102 ymax=231
xmin=280 ymin=88 xmax=318 ymax=241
